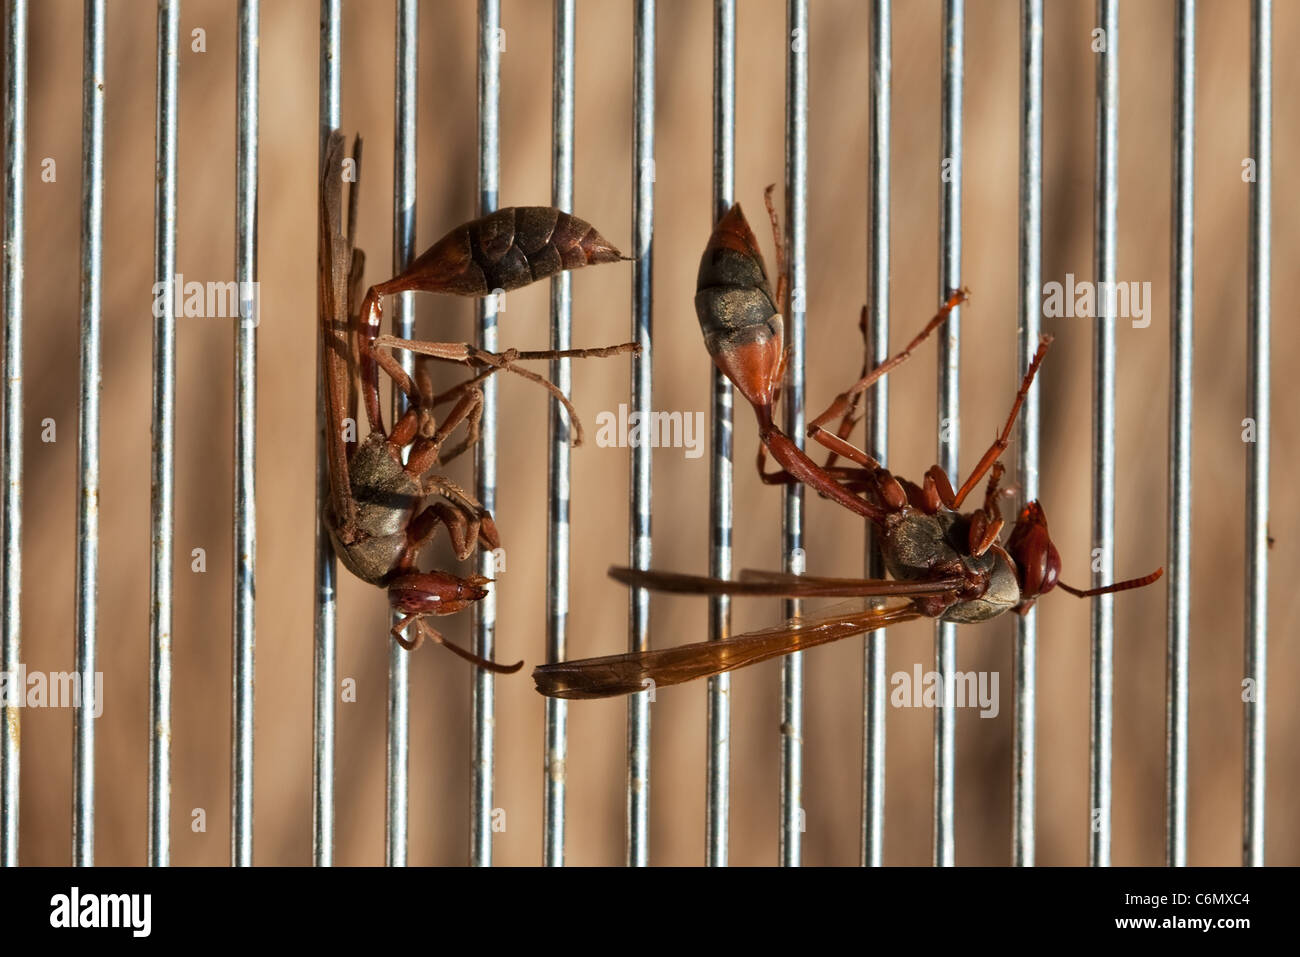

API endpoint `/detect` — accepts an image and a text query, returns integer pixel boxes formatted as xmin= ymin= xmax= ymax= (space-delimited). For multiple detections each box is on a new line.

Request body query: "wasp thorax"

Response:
xmin=327 ymin=432 xmax=421 ymax=585
xmin=883 ymin=510 xmax=1020 ymax=623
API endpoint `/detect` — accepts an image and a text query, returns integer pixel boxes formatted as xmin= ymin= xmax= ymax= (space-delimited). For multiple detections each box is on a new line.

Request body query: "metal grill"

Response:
xmin=0 ymin=1 xmax=1279 ymax=867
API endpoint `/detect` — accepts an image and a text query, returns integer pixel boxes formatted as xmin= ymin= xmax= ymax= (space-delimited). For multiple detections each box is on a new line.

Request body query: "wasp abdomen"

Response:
xmin=403 ymin=206 xmax=622 ymax=298
xmin=695 ymin=204 xmax=779 ymax=350
xmin=695 ymin=203 xmax=784 ymax=411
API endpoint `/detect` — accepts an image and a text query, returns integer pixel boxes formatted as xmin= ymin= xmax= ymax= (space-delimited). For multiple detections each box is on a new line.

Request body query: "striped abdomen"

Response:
xmin=394 ymin=206 xmax=622 ymax=298
xmin=695 ymin=203 xmax=784 ymax=411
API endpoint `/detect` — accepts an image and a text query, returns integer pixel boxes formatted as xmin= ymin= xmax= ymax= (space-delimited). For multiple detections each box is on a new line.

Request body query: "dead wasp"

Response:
xmin=534 ymin=193 xmax=1160 ymax=699
xmin=319 ymin=130 xmax=636 ymax=670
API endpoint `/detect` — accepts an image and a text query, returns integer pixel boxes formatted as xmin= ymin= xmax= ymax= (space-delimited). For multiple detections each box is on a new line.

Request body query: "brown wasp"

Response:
xmin=533 ymin=193 xmax=1161 ymax=699
xmin=319 ymin=130 xmax=636 ymax=670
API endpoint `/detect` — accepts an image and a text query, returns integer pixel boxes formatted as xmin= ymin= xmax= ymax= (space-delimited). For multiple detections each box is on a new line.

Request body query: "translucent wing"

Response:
xmin=608 ymin=565 xmax=963 ymax=598
xmin=319 ymin=130 xmax=361 ymax=529
xmin=533 ymin=600 xmax=922 ymax=700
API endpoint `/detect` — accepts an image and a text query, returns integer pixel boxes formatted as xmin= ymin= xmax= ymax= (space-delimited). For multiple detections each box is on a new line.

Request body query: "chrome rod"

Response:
xmin=1088 ymin=0 xmax=1118 ymax=869
xmin=543 ymin=0 xmax=575 ymax=868
xmin=313 ymin=0 xmax=341 ymax=869
xmin=0 ymin=0 xmax=26 ymax=870
xmin=626 ymin=0 xmax=655 ymax=868
xmin=1243 ymin=0 xmax=1271 ymax=869
xmin=861 ymin=0 xmax=890 ymax=869
xmin=386 ymin=0 xmax=418 ymax=868
xmin=779 ymin=0 xmax=808 ymax=869
xmin=1166 ymin=0 xmax=1194 ymax=869
xmin=471 ymin=0 xmax=500 ymax=867
xmin=148 ymin=0 xmax=180 ymax=868
xmin=706 ymin=0 xmax=734 ymax=870
xmin=933 ymin=0 xmax=963 ymax=869
xmin=231 ymin=0 xmax=259 ymax=867
xmin=73 ymin=0 xmax=106 ymax=868
xmin=1012 ymin=0 xmax=1042 ymax=869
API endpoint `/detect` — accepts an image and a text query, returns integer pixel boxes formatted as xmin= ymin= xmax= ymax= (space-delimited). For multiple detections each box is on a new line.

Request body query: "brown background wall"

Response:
xmin=2 ymin=0 xmax=1296 ymax=865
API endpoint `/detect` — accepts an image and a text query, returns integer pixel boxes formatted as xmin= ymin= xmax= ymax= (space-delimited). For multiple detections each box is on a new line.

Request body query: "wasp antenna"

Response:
xmin=1058 ymin=566 xmax=1163 ymax=598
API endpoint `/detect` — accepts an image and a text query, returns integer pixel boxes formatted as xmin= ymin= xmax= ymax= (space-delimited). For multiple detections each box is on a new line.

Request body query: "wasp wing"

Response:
xmin=533 ymin=600 xmax=922 ymax=699
xmin=608 ymin=565 xmax=962 ymax=598
xmin=319 ymin=129 xmax=361 ymax=530
xmin=344 ymin=137 xmax=365 ymax=458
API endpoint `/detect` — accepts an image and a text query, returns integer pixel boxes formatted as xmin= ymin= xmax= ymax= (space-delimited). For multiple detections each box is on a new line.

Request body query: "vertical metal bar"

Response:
xmin=933 ymin=0 xmax=963 ymax=869
xmin=1088 ymin=0 xmax=1117 ymax=869
xmin=471 ymin=0 xmax=500 ymax=868
xmin=1243 ymin=0 xmax=1270 ymax=868
xmin=231 ymin=0 xmax=259 ymax=867
xmin=313 ymin=0 xmax=341 ymax=870
xmin=1012 ymin=0 xmax=1042 ymax=869
xmin=1167 ymin=0 xmax=1194 ymax=870
xmin=626 ymin=0 xmax=655 ymax=868
xmin=706 ymin=0 xmax=734 ymax=870
xmin=0 ymin=0 xmax=26 ymax=871
xmin=779 ymin=0 xmax=807 ymax=869
xmin=149 ymin=0 xmax=180 ymax=868
xmin=860 ymin=0 xmax=890 ymax=869
xmin=386 ymin=0 xmax=417 ymax=870
xmin=73 ymin=0 xmax=105 ymax=868
xmin=543 ymin=0 xmax=574 ymax=868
